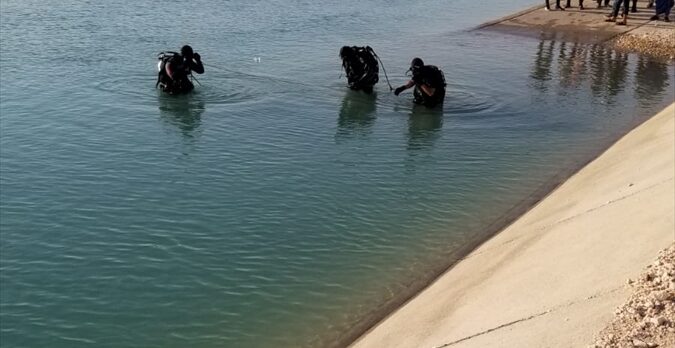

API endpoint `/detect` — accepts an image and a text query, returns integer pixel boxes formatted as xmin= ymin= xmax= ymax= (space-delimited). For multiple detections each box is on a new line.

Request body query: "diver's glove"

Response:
xmin=394 ymin=86 xmax=406 ymax=96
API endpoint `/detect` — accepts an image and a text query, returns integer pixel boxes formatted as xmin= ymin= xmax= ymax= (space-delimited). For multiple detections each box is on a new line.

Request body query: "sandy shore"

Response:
xmin=478 ymin=0 xmax=675 ymax=59
xmin=350 ymin=103 xmax=675 ymax=347
xmin=611 ymin=27 xmax=675 ymax=60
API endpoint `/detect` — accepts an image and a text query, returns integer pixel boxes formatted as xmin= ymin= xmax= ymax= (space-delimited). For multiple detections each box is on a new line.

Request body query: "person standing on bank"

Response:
xmin=394 ymin=58 xmax=446 ymax=108
xmin=651 ymin=0 xmax=674 ymax=21
xmin=597 ymin=0 xmax=611 ymax=7
xmin=565 ymin=0 xmax=585 ymax=9
xmin=546 ymin=0 xmax=565 ymax=10
xmin=605 ymin=0 xmax=631 ymax=25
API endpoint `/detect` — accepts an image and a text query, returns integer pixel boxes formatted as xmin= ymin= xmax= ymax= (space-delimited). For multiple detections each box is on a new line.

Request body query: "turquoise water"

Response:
xmin=1 ymin=0 xmax=673 ymax=347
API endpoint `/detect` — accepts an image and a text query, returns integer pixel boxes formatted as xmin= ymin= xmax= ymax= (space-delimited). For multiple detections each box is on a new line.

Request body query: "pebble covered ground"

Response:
xmin=591 ymin=244 xmax=675 ymax=348
xmin=611 ymin=29 xmax=675 ymax=60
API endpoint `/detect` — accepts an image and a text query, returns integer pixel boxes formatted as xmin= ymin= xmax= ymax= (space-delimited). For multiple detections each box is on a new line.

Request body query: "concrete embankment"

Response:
xmin=351 ymin=103 xmax=674 ymax=347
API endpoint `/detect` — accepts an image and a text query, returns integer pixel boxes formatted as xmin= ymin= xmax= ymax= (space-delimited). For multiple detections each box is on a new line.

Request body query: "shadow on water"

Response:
xmin=157 ymin=92 xmax=206 ymax=139
xmin=530 ymin=38 xmax=671 ymax=108
xmin=335 ymin=90 xmax=377 ymax=140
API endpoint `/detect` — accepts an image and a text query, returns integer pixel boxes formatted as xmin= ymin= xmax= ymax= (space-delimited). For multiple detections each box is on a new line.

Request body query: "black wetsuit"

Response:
xmin=342 ymin=46 xmax=379 ymax=93
xmin=412 ymin=65 xmax=446 ymax=107
xmin=157 ymin=53 xmax=204 ymax=94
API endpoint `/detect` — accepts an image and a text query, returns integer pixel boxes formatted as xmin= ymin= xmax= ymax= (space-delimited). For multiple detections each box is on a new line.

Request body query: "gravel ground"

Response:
xmin=611 ymin=29 xmax=675 ymax=60
xmin=591 ymin=244 xmax=675 ymax=348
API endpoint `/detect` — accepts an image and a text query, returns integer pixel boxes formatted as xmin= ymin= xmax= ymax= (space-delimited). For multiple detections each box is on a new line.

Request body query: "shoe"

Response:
xmin=545 ymin=6 xmax=551 ymax=10
xmin=580 ymin=5 xmax=585 ymax=10
xmin=665 ymin=16 xmax=671 ymax=22
xmin=556 ymin=6 xmax=565 ymax=10
xmin=650 ymin=15 xmax=660 ymax=20
xmin=631 ymin=7 xmax=637 ymax=13
xmin=605 ymin=15 xmax=616 ymax=22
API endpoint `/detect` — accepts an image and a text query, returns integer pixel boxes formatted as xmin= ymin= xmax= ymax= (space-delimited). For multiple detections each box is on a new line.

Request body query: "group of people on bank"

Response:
xmin=156 ymin=45 xmax=447 ymax=108
xmin=544 ymin=0 xmax=673 ymax=24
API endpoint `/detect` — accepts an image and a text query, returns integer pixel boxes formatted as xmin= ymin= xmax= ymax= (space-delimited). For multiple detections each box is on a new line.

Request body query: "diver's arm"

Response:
xmin=394 ymin=80 xmax=415 ymax=95
xmin=191 ymin=53 xmax=205 ymax=74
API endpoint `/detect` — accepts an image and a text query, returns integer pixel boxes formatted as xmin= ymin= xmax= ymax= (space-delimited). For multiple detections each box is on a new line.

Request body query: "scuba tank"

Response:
xmin=157 ymin=51 xmax=179 ymax=71
xmin=155 ymin=51 xmax=194 ymax=94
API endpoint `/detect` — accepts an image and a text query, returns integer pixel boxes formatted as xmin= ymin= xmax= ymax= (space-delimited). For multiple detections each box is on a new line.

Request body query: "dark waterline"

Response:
xmin=1 ymin=1 xmax=674 ymax=347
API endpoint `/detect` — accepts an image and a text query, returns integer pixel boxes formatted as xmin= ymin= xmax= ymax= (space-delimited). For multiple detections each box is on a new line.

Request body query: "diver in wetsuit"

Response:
xmin=394 ymin=58 xmax=446 ymax=108
xmin=340 ymin=46 xmax=379 ymax=94
xmin=156 ymin=45 xmax=204 ymax=94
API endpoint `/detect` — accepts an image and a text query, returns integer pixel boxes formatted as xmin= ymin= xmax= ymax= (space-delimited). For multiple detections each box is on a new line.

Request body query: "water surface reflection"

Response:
xmin=157 ymin=94 xmax=206 ymax=139
xmin=531 ymin=38 xmax=671 ymax=107
xmin=635 ymin=55 xmax=670 ymax=108
xmin=335 ymin=90 xmax=377 ymax=140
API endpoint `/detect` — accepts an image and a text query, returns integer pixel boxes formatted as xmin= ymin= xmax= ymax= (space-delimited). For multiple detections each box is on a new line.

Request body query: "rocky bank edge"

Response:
xmin=611 ymin=28 xmax=675 ymax=60
xmin=591 ymin=243 xmax=675 ymax=348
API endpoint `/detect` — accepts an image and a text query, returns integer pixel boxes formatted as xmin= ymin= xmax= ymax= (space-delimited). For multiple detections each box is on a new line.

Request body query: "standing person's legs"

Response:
xmin=666 ymin=0 xmax=673 ymax=20
xmin=623 ymin=0 xmax=631 ymax=16
xmin=567 ymin=0 xmax=585 ymax=8
xmin=606 ymin=0 xmax=624 ymax=19
xmin=607 ymin=0 xmax=622 ymax=18
xmin=546 ymin=0 xmax=551 ymax=10
xmin=651 ymin=0 xmax=662 ymax=18
xmin=653 ymin=0 xmax=674 ymax=20
xmin=618 ymin=0 xmax=630 ymax=23
xmin=631 ymin=0 xmax=637 ymax=12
